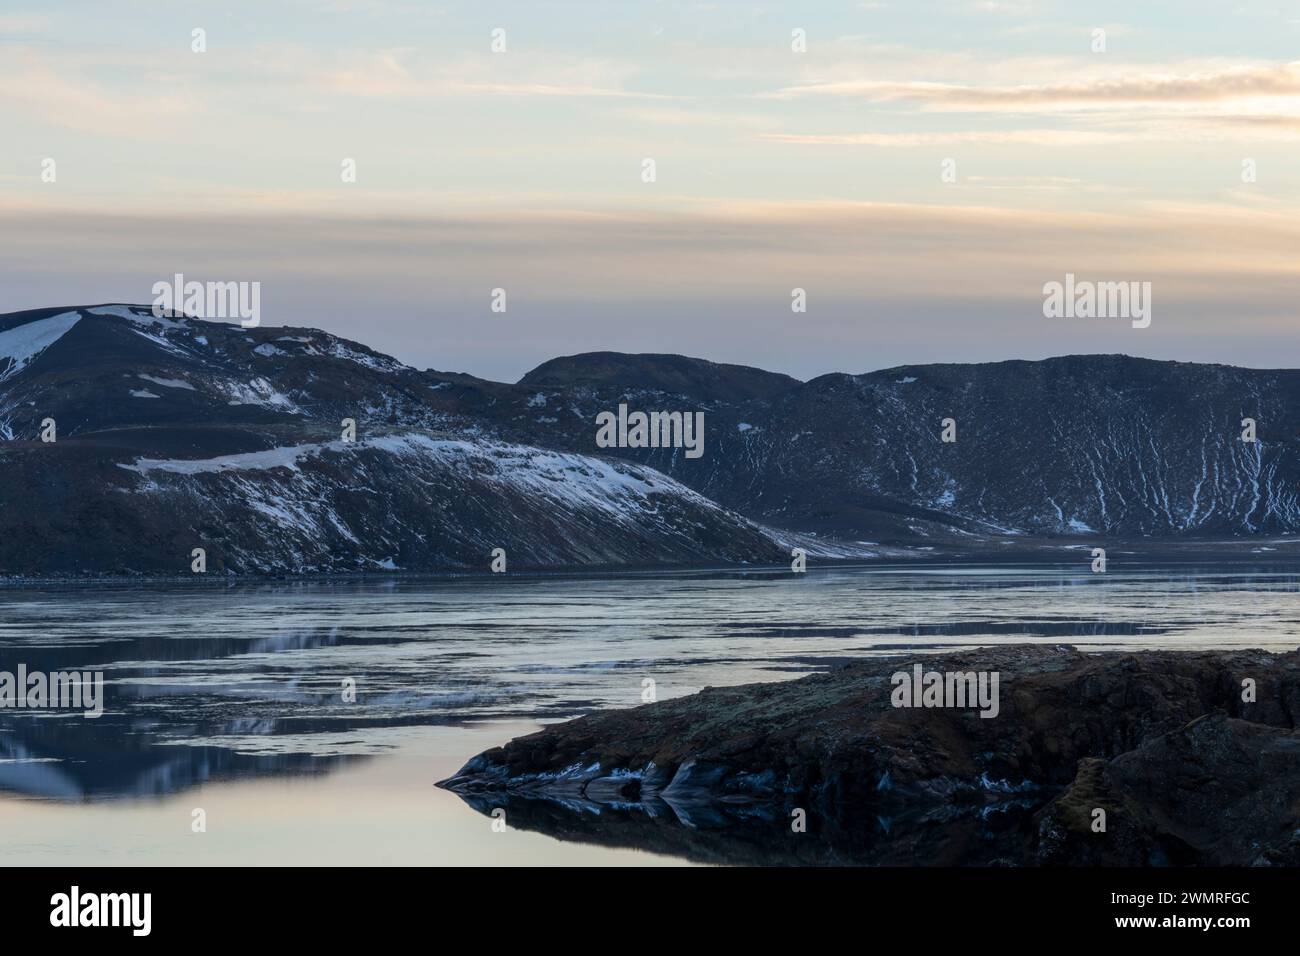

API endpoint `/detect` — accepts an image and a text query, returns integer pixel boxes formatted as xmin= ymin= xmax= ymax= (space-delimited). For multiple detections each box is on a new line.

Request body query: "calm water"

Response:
xmin=1 ymin=564 xmax=1298 ymax=865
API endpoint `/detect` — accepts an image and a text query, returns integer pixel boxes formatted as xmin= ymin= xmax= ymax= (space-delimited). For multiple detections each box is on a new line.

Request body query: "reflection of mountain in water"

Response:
xmin=0 ymin=619 xmax=467 ymax=801
xmin=0 ymin=721 xmax=354 ymax=801
xmin=451 ymin=790 xmax=1048 ymax=867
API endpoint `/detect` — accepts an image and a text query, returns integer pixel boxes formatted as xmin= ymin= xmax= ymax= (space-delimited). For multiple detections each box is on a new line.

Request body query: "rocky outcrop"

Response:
xmin=1034 ymin=713 xmax=1300 ymax=866
xmin=438 ymin=645 xmax=1300 ymax=865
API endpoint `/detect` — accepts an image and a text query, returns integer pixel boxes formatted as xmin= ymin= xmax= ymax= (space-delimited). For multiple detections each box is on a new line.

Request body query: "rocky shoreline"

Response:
xmin=438 ymin=645 xmax=1300 ymax=865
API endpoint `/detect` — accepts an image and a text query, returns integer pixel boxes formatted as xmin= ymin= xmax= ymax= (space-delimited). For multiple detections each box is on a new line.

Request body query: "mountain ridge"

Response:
xmin=0 ymin=304 xmax=1296 ymax=576
xmin=520 ymin=350 xmax=802 ymax=403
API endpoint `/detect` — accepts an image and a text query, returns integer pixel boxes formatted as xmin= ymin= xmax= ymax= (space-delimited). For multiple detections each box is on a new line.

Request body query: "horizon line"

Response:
xmin=4 ymin=301 xmax=1297 ymax=386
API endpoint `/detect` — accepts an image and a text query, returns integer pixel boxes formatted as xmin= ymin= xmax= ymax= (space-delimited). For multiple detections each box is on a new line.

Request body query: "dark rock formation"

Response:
xmin=1034 ymin=713 xmax=1300 ymax=866
xmin=438 ymin=645 xmax=1300 ymax=865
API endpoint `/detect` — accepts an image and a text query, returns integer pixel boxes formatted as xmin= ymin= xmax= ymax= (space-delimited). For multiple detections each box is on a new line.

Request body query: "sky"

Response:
xmin=1 ymin=0 xmax=1298 ymax=381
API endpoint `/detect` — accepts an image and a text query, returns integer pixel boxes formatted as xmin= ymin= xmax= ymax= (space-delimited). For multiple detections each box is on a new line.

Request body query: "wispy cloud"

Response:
xmin=761 ymin=130 xmax=1127 ymax=147
xmin=321 ymin=50 xmax=672 ymax=100
xmin=772 ymin=61 xmax=1300 ymax=109
xmin=761 ymin=116 xmax=1300 ymax=146
xmin=0 ymin=53 xmax=196 ymax=136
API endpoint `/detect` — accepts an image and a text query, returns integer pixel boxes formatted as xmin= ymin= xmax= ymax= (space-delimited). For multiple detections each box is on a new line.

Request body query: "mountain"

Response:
xmin=505 ymin=354 xmax=1300 ymax=542
xmin=0 ymin=304 xmax=1296 ymax=577
xmin=0 ymin=305 xmax=782 ymax=575
xmin=520 ymin=351 xmax=801 ymax=404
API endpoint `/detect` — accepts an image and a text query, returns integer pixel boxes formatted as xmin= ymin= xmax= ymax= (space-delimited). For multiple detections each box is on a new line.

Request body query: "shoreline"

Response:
xmin=3 ymin=538 xmax=1300 ymax=589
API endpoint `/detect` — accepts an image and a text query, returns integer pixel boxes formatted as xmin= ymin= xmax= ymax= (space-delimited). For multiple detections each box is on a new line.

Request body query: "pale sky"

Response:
xmin=2 ymin=1 xmax=1298 ymax=380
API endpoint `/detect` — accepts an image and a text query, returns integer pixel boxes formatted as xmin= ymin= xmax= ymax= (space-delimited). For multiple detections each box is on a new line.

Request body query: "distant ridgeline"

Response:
xmin=0 ymin=304 xmax=1296 ymax=575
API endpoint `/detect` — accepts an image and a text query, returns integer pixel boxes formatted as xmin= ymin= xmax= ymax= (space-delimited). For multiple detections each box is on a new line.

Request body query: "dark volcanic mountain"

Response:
xmin=0 ymin=304 xmax=1296 ymax=576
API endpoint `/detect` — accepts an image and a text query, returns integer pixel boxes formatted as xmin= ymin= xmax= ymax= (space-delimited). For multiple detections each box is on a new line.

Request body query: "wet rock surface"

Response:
xmin=438 ymin=645 xmax=1300 ymax=865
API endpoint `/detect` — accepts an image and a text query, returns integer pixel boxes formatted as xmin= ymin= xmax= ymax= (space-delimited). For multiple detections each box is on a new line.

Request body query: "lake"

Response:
xmin=1 ymin=563 xmax=1297 ymax=865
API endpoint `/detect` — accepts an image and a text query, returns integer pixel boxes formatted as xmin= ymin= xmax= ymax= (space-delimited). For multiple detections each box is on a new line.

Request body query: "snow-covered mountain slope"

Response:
xmin=103 ymin=434 xmax=782 ymax=574
xmin=0 ymin=304 xmax=1296 ymax=576
xmin=0 ymin=306 xmax=784 ymax=574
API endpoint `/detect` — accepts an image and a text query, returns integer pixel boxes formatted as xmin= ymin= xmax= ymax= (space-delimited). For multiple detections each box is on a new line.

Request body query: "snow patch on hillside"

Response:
xmin=119 ymin=442 xmax=332 ymax=475
xmin=119 ymin=432 xmax=729 ymax=515
xmin=87 ymin=305 xmax=185 ymax=331
xmin=216 ymin=376 xmax=304 ymax=414
xmin=326 ymin=340 xmax=407 ymax=373
xmin=0 ymin=311 xmax=82 ymax=383
xmin=138 ymin=374 xmax=195 ymax=391
xmin=130 ymin=327 xmax=192 ymax=358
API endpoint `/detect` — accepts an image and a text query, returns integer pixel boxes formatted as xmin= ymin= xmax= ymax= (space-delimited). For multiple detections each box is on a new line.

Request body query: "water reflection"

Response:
xmin=0 ymin=726 xmax=351 ymax=801
xmin=448 ymin=790 xmax=1048 ymax=866
xmin=1 ymin=563 xmax=1297 ymax=807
